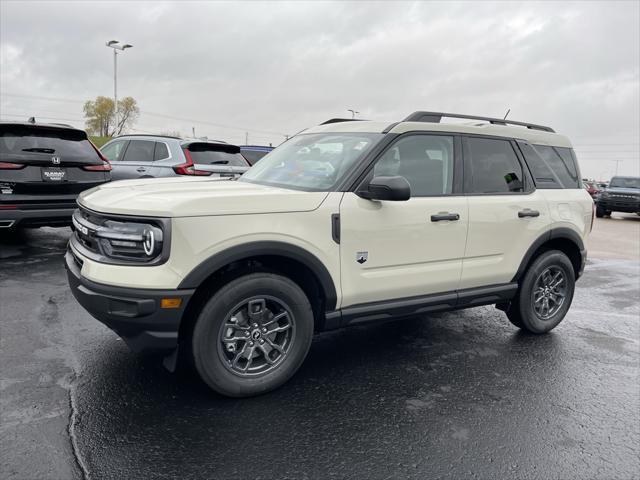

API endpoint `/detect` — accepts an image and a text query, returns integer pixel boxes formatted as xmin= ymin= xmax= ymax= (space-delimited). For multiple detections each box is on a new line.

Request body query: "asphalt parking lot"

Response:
xmin=1 ymin=214 xmax=639 ymax=480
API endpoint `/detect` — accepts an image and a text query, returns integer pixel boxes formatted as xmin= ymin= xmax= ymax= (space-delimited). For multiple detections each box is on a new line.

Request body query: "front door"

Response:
xmin=339 ymin=134 xmax=469 ymax=308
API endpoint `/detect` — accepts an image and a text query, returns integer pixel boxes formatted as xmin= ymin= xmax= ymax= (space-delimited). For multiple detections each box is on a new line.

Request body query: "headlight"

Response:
xmin=72 ymin=208 xmax=170 ymax=265
xmin=98 ymin=220 xmax=164 ymax=261
xmin=600 ymin=191 xmax=609 ymax=198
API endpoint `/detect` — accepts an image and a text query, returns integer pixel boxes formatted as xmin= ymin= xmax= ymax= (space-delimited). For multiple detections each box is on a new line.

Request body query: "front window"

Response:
xmin=240 ymin=133 xmax=383 ymax=191
xmin=609 ymin=177 xmax=640 ymax=189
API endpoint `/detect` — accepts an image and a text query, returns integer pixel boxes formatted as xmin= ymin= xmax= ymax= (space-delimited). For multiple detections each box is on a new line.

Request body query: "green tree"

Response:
xmin=83 ymin=96 xmax=139 ymax=136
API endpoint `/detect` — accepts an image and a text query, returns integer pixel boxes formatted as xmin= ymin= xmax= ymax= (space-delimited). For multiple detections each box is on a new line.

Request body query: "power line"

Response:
xmin=1 ymin=92 xmax=287 ymax=138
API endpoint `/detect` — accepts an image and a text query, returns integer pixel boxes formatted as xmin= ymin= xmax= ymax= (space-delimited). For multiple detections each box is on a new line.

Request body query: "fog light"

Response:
xmin=161 ymin=298 xmax=182 ymax=309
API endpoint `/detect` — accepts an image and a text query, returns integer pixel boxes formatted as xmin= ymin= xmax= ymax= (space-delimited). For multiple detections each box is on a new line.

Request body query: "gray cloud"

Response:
xmin=1 ymin=0 xmax=638 ymax=178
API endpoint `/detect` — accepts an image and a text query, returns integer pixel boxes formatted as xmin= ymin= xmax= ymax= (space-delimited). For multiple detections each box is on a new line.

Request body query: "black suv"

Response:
xmin=0 ymin=121 xmax=111 ymax=229
xmin=595 ymin=176 xmax=640 ymax=218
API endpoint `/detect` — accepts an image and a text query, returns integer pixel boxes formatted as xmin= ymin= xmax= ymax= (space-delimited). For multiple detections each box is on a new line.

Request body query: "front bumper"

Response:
xmin=597 ymin=199 xmax=640 ymax=213
xmin=65 ymin=247 xmax=194 ymax=353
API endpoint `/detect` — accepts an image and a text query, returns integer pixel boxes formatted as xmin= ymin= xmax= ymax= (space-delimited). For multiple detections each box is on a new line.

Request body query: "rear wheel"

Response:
xmin=507 ymin=250 xmax=575 ymax=334
xmin=191 ymin=273 xmax=314 ymax=397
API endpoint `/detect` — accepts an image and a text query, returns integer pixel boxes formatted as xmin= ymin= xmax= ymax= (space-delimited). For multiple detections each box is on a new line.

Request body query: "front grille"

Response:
xmin=609 ymin=194 xmax=639 ymax=200
xmin=72 ymin=208 xmax=102 ymax=255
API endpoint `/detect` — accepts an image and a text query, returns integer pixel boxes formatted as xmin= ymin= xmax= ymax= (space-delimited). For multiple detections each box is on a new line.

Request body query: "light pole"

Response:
xmin=105 ymin=40 xmax=133 ymax=135
xmin=347 ymin=109 xmax=359 ymax=119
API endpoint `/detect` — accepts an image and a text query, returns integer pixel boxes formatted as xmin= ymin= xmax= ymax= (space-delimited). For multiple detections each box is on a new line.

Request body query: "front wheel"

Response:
xmin=507 ymin=250 xmax=575 ymax=334
xmin=595 ymin=204 xmax=608 ymax=218
xmin=191 ymin=273 xmax=314 ymax=397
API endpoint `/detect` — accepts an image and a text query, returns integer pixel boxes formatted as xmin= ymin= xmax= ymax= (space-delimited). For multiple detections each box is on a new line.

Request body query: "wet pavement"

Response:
xmin=1 ymin=217 xmax=639 ymax=480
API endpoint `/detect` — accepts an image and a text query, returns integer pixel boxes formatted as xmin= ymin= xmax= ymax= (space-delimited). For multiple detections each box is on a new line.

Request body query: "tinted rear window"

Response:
xmin=241 ymin=149 xmax=270 ymax=165
xmin=518 ymin=142 xmax=581 ymax=188
xmin=186 ymin=143 xmax=248 ymax=167
xmin=0 ymin=125 xmax=100 ymax=164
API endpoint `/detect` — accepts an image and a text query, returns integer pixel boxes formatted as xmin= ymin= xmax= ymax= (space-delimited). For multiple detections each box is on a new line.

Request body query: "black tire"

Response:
xmin=595 ymin=205 xmax=606 ymax=218
xmin=507 ymin=250 xmax=575 ymax=334
xmin=191 ymin=272 xmax=314 ymax=397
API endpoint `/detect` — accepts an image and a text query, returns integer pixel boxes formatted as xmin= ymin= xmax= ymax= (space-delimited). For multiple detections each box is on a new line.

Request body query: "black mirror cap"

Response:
xmin=358 ymin=175 xmax=411 ymax=201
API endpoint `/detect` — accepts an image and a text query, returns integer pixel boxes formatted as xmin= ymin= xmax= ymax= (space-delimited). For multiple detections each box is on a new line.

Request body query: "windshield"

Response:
xmin=609 ymin=177 xmax=640 ymax=189
xmin=240 ymin=133 xmax=383 ymax=191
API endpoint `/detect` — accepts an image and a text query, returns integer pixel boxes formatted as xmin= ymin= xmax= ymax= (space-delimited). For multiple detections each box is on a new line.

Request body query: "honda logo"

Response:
xmin=51 ymin=156 xmax=61 ymax=165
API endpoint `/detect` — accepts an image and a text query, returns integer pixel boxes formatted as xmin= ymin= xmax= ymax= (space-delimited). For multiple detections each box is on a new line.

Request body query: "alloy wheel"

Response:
xmin=217 ymin=296 xmax=295 ymax=376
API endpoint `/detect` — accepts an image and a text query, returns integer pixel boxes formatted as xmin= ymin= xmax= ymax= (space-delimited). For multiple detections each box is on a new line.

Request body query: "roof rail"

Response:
xmin=402 ymin=111 xmax=555 ymax=133
xmin=320 ymin=118 xmax=365 ymax=125
xmin=115 ymin=133 xmax=183 ymax=140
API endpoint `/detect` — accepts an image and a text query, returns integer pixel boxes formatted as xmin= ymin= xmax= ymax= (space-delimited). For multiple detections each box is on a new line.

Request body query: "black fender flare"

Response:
xmin=177 ymin=241 xmax=338 ymax=310
xmin=512 ymin=227 xmax=585 ymax=282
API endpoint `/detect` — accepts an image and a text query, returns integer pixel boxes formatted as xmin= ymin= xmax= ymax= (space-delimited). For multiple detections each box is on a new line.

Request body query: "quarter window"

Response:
xmin=122 ymin=140 xmax=155 ymax=162
xmin=465 ymin=137 xmax=524 ymax=194
xmin=374 ymin=135 xmax=454 ymax=196
xmin=518 ymin=143 xmax=581 ymax=188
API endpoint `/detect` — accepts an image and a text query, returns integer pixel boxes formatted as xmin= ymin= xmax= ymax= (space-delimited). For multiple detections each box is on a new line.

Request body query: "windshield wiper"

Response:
xmin=22 ymin=147 xmax=55 ymax=154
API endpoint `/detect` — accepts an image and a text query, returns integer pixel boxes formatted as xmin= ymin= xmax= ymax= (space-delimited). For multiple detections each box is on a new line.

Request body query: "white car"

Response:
xmin=66 ymin=111 xmax=593 ymax=397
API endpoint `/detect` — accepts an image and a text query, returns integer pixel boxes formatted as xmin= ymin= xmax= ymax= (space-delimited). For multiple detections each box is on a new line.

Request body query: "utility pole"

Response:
xmin=611 ymin=159 xmax=624 ymax=176
xmin=105 ymin=40 xmax=133 ymax=135
xmin=192 ymin=126 xmax=196 ymax=138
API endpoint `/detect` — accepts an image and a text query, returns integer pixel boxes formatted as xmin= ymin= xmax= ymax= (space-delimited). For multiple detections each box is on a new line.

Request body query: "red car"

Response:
xmin=583 ymin=181 xmax=600 ymax=199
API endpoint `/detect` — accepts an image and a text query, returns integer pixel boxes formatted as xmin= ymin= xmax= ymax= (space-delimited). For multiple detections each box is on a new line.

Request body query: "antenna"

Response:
xmin=503 ymin=109 xmax=511 ymax=120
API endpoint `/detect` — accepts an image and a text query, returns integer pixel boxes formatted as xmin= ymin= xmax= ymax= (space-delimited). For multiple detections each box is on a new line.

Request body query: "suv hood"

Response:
xmin=78 ymin=177 xmax=329 ymax=217
xmin=604 ymin=187 xmax=640 ymax=196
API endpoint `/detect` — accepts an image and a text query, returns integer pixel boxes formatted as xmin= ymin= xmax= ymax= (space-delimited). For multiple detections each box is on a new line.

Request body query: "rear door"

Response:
xmin=115 ymin=139 xmax=158 ymax=179
xmin=460 ymin=136 xmax=550 ymax=289
xmin=184 ymin=142 xmax=249 ymax=178
xmin=0 ymin=123 xmax=109 ymax=206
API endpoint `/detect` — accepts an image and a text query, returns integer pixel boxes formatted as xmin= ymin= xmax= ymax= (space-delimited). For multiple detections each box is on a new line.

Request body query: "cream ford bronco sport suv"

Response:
xmin=66 ymin=111 xmax=593 ymax=397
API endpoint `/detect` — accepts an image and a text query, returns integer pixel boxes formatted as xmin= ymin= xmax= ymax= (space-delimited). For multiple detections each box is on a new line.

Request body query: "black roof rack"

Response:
xmin=402 ymin=111 xmax=555 ymax=133
xmin=320 ymin=118 xmax=365 ymax=125
xmin=115 ymin=133 xmax=183 ymax=140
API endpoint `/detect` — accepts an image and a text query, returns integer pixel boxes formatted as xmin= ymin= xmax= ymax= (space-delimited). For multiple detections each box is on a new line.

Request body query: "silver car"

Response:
xmin=100 ymin=134 xmax=250 ymax=181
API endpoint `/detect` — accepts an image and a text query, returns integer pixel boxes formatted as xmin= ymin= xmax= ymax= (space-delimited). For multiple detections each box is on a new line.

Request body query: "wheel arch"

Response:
xmin=177 ymin=241 xmax=338 ymax=341
xmin=512 ymin=228 xmax=585 ymax=283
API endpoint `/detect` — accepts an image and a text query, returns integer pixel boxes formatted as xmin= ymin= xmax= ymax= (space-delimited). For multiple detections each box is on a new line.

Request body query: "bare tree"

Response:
xmin=83 ymin=96 xmax=139 ymax=137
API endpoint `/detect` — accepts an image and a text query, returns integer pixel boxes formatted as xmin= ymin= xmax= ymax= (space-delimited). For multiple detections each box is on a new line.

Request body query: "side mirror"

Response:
xmin=357 ymin=175 xmax=411 ymax=201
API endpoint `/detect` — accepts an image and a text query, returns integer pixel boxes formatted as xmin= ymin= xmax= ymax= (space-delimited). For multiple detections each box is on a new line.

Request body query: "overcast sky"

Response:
xmin=1 ymin=0 xmax=639 ymax=179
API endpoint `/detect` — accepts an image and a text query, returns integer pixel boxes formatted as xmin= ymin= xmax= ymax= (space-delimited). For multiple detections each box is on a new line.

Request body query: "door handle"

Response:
xmin=518 ymin=209 xmax=540 ymax=218
xmin=430 ymin=212 xmax=460 ymax=222
xmin=136 ymin=167 xmax=147 ymax=172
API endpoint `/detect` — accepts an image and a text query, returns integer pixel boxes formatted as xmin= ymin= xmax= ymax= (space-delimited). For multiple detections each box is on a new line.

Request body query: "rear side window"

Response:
xmin=153 ymin=142 xmax=169 ymax=161
xmin=465 ymin=137 xmax=524 ymax=194
xmin=122 ymin=140 xmax=155 ymax=162
xmin=186 ymin=143 xmax=248 ymax=167
xmin=518 ymin=143 xmax=581 ymax=188
xmin=0 ymin=125 xmax=101 ymax=164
